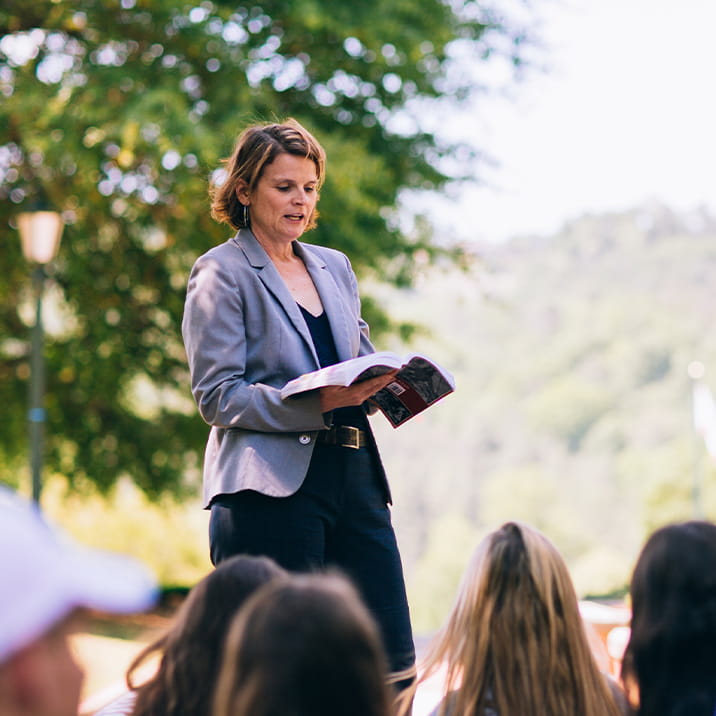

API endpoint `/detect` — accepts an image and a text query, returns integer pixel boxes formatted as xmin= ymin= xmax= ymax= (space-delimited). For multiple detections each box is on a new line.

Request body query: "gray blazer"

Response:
xmin=182 ymin=230 xmax=387 ymax=507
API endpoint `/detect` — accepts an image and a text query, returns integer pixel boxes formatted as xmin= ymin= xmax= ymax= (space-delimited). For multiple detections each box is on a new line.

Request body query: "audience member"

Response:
xmin=398 ymin=521 xmax=627 ymax=716
xmin=621 ymin=520 xmax=716 ymax=716
xmin=0 ymin=486 xmax=157 ymax=716
xmin=95 ymin=554 xmax=286 ymax=716
xmin=212 ymin=572 xmax=396 ymax=716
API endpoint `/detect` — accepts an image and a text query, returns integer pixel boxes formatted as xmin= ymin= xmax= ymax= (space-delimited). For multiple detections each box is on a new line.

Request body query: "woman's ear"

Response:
xmin=235 ymin=180 xmax=250 ymax=206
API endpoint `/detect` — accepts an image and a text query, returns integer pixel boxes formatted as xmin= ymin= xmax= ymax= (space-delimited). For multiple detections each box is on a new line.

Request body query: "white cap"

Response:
xmin=0 ymin=486 xmax=158 ymax=664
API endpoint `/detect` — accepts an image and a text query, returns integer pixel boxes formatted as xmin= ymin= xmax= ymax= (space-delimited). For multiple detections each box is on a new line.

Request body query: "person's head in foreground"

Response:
xmin=621 ymin=520 xmax=716 ymax=716
xmin=0 ymin=486 xmax=157 ymax=716
xmin=212 ymin=572 xmax=395 ymax=716
xmin=398 ymin=521 xmax=624 ymax=716
xmin=127 ymin=554 xmax=286 ymax=716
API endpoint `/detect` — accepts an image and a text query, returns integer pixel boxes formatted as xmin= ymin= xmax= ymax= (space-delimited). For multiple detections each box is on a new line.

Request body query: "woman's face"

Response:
xmin=239 ymin=152 xmax=319 ymax=246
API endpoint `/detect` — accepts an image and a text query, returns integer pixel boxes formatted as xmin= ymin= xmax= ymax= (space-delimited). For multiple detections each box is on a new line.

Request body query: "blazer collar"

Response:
xmin=232 ymin=228 xmax=271 ymax=268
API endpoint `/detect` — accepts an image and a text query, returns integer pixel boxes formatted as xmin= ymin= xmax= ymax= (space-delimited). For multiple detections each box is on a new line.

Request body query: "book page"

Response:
xmin=280 ymin=352 xmax=402 ymax=399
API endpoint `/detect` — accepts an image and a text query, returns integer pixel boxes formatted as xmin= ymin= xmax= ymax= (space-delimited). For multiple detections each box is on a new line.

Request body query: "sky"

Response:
xmin=431 ymin=0 xmax=716 ymax=243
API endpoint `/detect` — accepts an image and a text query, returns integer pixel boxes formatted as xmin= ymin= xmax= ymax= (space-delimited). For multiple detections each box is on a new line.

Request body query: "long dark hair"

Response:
xmin=127 ymin=554 xmax=285 ymax=716
xmin=621 ymin=521 xmax=716 ymax=716
xmin=213 ymin=572 xmax=394 ymax=716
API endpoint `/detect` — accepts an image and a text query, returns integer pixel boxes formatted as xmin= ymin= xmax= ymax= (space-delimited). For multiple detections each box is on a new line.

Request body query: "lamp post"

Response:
xmin=17 ymin=210 xmax=64 ymax=504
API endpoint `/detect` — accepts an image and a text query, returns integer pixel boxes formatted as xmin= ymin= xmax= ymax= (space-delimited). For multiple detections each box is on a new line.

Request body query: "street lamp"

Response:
xmin=17 ymin=210 xmax=64 ymax=503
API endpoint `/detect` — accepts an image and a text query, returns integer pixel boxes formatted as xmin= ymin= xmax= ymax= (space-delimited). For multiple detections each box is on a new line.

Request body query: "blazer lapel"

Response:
xmin=234 ymin=230 xmax=319 ymax=365
xmin=296 ymin=242 xmax=355 ymax=362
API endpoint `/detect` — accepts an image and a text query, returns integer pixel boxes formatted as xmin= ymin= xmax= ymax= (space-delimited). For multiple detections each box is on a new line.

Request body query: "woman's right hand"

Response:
xmin=319 ymin=371 xmax=398 ymax=413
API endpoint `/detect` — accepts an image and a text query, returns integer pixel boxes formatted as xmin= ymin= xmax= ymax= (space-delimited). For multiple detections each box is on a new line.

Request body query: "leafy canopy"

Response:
xmin=0 ymin=0 xmax=530 ymax=494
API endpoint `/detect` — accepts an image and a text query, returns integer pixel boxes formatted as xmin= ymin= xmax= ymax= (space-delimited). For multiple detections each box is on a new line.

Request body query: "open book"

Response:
xmin=280 ymin=352 xmax=456 ymax=427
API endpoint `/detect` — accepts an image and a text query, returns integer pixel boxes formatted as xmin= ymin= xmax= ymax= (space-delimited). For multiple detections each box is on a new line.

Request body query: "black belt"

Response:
xmin=317 ymin=425 xmax=368 ymax=450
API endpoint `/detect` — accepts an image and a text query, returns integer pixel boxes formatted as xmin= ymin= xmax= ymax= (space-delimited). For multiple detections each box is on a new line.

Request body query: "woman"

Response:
xmin=181 ymin=118 xmax=415 ymax=687
xmin=397 ymin=522 xmax=626 ymax=716
xmin=94 ymin=555 xmax=285 ymax=716
xmin=621 ymin=521 xmax=716 ymax=716
xmin=212 ymin=572 xmax=395 ymax=716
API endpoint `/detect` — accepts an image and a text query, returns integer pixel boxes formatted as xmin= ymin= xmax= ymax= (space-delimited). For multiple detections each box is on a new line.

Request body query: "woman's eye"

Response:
xmin=277 ymin=186 xmax=290 ymax=192
xmin=305 ymin=186 xmax=315 ymax=193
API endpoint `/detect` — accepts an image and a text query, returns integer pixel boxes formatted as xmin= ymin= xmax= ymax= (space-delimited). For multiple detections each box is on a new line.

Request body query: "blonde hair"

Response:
xmin=210 ymin=118 xmax=326 ymax=231
xmin=398 ymin=522 xmax=623 ymax=716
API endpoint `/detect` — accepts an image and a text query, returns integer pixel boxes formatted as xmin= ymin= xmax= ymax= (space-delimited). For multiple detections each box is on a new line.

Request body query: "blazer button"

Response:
xmin=298 ymin=434 xmax=312 ymax=445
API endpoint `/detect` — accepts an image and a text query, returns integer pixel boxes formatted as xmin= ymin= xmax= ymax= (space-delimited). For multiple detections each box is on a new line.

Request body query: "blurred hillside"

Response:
xmin=369 ymin=202 xmax=716 ymax=630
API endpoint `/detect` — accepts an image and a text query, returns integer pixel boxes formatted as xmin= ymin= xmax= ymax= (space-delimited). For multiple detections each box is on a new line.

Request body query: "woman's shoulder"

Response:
xmin=194 ymin=235 xmax=244 ymax=263
xmin=604 ymin=674 xmax=632 ymax=715
xmin=189 ymin=236 xmax=257 ymax=284
xmin=92 ymin=690 xmax=137 ymax=716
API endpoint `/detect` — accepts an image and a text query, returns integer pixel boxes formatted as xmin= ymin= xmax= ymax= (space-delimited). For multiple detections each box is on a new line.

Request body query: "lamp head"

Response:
xmin=17 ymin=210 xmax=64 ymax=264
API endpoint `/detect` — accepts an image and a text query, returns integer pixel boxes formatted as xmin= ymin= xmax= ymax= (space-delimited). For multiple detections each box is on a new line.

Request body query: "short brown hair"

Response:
xmin=210 ymin=118 xmax=326 ymax=231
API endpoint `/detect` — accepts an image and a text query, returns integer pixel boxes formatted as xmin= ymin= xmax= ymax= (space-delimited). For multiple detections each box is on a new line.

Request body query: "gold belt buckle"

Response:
xmin=342 ymin=426 xmax=361 ymax=450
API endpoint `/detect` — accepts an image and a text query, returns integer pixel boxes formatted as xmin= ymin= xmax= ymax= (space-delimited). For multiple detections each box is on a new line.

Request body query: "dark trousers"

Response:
xmin=209 ymin=442 xmax=416 ymax=685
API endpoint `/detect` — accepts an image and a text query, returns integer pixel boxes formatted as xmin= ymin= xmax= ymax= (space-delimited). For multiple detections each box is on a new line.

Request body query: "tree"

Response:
xmin=0 ymin=0 xmax=531 ymax=494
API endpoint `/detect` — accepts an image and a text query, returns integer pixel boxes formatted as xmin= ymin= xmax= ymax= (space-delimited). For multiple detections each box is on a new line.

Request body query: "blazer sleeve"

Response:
xmin=181 ymin=252 xmax=329 ymax=433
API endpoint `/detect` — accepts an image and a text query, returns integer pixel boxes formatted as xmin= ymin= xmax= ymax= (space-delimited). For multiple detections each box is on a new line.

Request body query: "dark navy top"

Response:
xmin=298 ymin=304 xmax=368 ymax=430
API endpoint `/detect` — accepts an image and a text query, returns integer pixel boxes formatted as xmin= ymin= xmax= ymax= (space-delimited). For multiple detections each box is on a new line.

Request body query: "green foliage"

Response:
xmin=39 ymin=475 xmax=210 ymax=587
xmin=0 ymin=1 xmax=531 ymax=493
